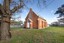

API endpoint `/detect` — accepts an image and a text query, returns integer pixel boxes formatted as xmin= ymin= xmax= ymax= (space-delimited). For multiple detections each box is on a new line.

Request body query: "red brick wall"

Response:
xmin=32 ymin=12 xmax=38 ymax=29
xmin=24 ymin=11 xmax=38 ymax=29
xmin=38 ymin=17 xmax=47 ymax=29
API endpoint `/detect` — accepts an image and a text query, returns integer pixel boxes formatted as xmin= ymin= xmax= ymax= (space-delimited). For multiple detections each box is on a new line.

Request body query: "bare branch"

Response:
xmin=0 ymin=4 xmax=6 ymax=15
xmin=3 ymin=0 xmax=11 ymax=15
xmin=11 ymin=0 xmax=24 ymax=13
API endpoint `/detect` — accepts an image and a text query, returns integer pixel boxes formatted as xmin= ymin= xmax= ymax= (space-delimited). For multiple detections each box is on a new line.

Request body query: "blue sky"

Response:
xmin=0 ymin=0 xmax=64 ymax=24
xmin=20 ymin=0 xmax=64 ymax=24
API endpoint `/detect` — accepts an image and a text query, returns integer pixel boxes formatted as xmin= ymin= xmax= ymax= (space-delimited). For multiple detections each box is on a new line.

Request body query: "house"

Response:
xmin=24 ymin=8 xmax=47 ymax=29
xmin=10 ymin=20 xmax=23 ymax=28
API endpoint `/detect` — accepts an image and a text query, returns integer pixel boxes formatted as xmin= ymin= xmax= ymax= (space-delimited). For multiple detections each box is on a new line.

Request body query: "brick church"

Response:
xmin=24 ymin=8 xmax=47 ymax=29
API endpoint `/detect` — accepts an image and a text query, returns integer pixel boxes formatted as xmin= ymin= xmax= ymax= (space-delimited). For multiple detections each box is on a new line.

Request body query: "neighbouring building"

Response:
xmin=24 ymin=8 xmax=47 ymax=29
xmin=10 ymin=20 xmax=22 ymax=28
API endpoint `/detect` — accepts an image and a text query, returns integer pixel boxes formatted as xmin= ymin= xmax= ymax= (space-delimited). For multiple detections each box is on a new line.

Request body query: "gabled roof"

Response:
xmin=31 ymin=8 xmax=46 ymax=21
xmin=25 ymin=8 xmax=46 ymax=21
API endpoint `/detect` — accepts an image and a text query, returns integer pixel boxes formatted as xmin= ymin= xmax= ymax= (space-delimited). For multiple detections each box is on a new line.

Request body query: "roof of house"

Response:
xmin=29 ymin=8 xmax=46 ymax=21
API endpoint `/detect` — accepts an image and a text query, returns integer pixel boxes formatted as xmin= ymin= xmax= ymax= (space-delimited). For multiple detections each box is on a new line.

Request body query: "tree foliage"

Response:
xmin=55 ymin=4 xmax=64 ymax=18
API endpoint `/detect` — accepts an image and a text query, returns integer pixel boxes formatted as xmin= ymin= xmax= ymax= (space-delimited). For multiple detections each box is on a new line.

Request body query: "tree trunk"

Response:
xmin=0 ymin=16 xmax=11 ymax=40
xmin=0 ymin=21 xmax=1 ymax=40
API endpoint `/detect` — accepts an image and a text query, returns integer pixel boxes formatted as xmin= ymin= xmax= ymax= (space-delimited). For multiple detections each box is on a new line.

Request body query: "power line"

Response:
xmin=44 ymin=0 xmax=56 ymax=8
xmin=38 ymin=0 xmax=56 ymax=13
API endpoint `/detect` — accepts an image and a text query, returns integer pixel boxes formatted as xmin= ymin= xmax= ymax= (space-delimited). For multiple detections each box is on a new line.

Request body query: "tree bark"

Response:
xmin=0 ymin=16 xmax=11 ymax=40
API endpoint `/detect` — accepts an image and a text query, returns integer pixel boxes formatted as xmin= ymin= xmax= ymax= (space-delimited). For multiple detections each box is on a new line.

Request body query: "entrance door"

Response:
xmin=27 ymin=22 xmax=30 ymax=28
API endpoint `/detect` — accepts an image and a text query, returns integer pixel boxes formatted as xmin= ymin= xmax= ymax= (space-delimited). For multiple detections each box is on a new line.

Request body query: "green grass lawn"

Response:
xmin=0 ymin=26 xmax=64 ymax=43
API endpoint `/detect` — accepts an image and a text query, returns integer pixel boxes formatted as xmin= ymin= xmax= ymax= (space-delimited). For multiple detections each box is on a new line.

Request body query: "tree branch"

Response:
xmin=11 ymin=0 xmax=24 ymax=13
xmin=0 ymin=4 xmax=6 ymax=15
xmin=11 ymin=5 xmax=23 ymax=13
xmin=3 ymin=0 xmax=12 ymax=15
